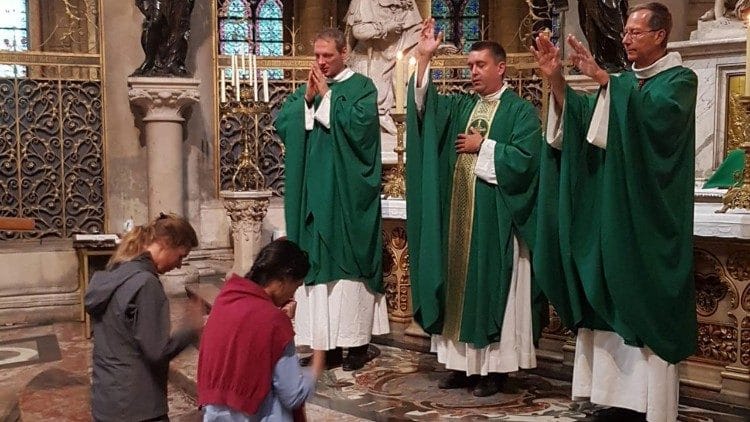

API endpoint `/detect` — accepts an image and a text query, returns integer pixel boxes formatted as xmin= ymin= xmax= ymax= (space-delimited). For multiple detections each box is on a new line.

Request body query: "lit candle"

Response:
xmin=234 ymin=57 xmax=240 ymax=101
xmin=407 ymin=56 xmax=417 ymax=82
xmin=746 ymin=17 xmax=750 ymax=96
xmin=394 ymin=50 xmax=405 ymax=114
xmin=220 ymin=69 xmax=226 ymax=103
xmin=263 ymin=70 xmax=269 ymax=102
xmin=241 ymin=53 xmax=246 ymax=80
xmin=252 ymin=54 xmax=259 ymax=101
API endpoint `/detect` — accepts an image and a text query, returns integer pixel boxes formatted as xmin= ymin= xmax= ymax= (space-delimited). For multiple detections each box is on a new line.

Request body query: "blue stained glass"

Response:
xmin=434 ymin=19 xmax=453 ymax=40
xmin=0 ymin=28 xmax=27 ymax=51
xmin=258 ymin=0 xmax=282 ymax=19
xmin=219 ymin=0 xmax=283 ymax=57
xmin=221 ymin=41 xmax=248 ymax=55
xmin=462 ymin=18 xmax=479 ymax=40
xmin=465 ymin=0 xmax=480 ymax=16
xmin=226 ymin=0 xmax=247 ymax=18
xmin=257 ymin=20 xmax=282 ymax=42
xmin=0 ymin=0 xmax=26 ymax=77
xmin=432 ymin=0 xmax=450 ymax=18
xmin=267 ymin=69 xmax=282 ymax=80
xmin=1 ymin=0 xmax=27 ymax=28
xmin=0 ymin=64 xmax=25 ymax=78
xmin=257 ymin=42 xmax=282 ymax=56
xmin=221 ymin=20 xmax=249 ymax=41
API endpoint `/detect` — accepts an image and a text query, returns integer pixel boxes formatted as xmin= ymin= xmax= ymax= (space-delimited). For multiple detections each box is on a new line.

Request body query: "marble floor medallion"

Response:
xmin=0 ymin=334 xmax=61 ymax=370
xmin=309 ymin=345 xmax=746 ymax=421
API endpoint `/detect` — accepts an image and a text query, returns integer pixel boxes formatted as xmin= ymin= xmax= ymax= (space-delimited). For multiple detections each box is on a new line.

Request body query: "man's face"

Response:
xmin=314 ymin=38 xmax=346 ymax=78
xmin=467 ymin=49 xmax=505 ymax=96
xmin=622 ymin=10 xmax=665 ymax=67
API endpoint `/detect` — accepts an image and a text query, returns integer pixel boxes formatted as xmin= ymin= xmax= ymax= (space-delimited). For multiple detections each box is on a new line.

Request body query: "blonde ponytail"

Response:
xmin=106 ymin=214 xmax=198 ymax=270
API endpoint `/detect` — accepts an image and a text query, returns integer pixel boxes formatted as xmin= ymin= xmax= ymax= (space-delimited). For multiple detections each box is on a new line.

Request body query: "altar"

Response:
xmin=378 ymin=195 xmax=750 ymax=407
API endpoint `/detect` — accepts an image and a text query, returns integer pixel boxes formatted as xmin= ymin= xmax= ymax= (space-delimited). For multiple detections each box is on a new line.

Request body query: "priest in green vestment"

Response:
xmin=532 ymin=3 xmax=696 ymax=421
xmin=274 ymin=28 xmax=388 ymax=372
xmin=406 ymin=19 xmax=545 ymax=397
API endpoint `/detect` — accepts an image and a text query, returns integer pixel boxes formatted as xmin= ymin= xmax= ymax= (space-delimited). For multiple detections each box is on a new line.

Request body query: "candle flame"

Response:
xmin=409 ymin=56 xmax=417 ymax=65
xmin=397 ymin=50 xmax=404 ymax=60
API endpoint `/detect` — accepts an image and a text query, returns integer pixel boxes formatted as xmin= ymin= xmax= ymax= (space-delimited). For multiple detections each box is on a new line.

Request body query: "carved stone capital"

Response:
xmin=219 ymin=190 xmax=272 ymax=275
xmin=127 ymin=77 xmax=200 ymax=122
xmin=223 ymin=196 xmax=271 ymax=243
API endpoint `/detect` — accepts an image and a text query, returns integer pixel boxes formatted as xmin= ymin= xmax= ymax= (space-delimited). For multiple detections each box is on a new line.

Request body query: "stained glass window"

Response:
xmin=432 ymin=0 xmax=482 ymax=53
xmin=218 ymin=0 xmax=283 ymax=79
xmin=0 ymin=0 xmax=28 ymax=77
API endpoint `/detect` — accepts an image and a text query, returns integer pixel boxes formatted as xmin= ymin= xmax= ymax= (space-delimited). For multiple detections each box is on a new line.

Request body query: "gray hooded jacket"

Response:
xmin=84 ymin=254 xmax=197 ymax=421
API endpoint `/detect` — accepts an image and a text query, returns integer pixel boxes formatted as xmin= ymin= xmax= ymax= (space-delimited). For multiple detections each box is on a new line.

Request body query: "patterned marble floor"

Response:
xmin=0 ymin=295 xmax=747 ymax=421
xmin=304 ymin=345 xmax=748 ymax=422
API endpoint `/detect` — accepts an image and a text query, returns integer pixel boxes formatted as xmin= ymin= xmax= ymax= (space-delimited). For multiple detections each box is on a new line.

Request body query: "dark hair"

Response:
xmin=107 ymin=213 xmax=198 ymax=270
xmin=314 ymin=28 xmax=346 ymax=52
xmin=628 ymin=2 xmax=672 ymax=47
xmin=245 ymin=239 xmax=310 ymax=286
xmin=469 ymin=41 xmax=507 ymax=63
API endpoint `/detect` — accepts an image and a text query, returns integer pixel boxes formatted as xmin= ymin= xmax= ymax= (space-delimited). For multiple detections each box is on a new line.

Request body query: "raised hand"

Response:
xmin=566 ymin=35 xmax=608 ymax=85
xmin=530 ymin=33 xmax=567 ymax=111
xmin=530 ymin=34 xmax=562 ymax=80
xmin=311 ymin=62 xmax=329 ymax=97
xmin=416 ymin=18 xmax=443 ymax=60
xmin=304 ymin=68 xmax=318 ymax=103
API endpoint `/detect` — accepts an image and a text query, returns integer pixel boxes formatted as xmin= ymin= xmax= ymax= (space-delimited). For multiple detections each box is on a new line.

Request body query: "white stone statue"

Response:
xmin=699 ymin=0 xmax=750 ymax=22
xmin=345 ymin=0 xmax=422 ymax=140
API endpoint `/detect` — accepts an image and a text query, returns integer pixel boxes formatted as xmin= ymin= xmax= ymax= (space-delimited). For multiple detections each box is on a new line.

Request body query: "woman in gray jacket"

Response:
xmin=85 ymin=213 xmax=203 ymax=421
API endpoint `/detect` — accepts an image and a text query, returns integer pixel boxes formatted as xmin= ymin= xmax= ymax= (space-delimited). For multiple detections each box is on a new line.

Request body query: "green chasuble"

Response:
xmin=406 ymin=80 xmax=546 ymax=348
xmin=703 ymin=149 xmax=744 ymax=188
xmin=275 ymin=72 xmax=383 ymax=293
xmin=535 ymin=66 xmax=698 ymax=364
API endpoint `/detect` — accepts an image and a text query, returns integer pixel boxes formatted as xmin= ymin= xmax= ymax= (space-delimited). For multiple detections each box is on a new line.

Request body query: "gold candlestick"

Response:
xmin=717 ymin=96 xmax=750 ymax=213
xmin=220 ymin=84 xmax=269 ymax=191
xmin=383 ymin=113 xmax=407 ymax=199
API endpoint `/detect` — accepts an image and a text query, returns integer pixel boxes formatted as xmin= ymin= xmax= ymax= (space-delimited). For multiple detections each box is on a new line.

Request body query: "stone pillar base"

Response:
xmin=220 ymin=190 xmax=272 ymax=276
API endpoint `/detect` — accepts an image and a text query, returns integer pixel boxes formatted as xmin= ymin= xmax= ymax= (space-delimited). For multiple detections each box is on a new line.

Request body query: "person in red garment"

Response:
xmin=198 ymin=239 xmax=325 ymax=421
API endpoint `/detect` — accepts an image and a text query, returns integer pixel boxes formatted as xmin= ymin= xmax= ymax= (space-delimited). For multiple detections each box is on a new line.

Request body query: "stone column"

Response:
xmin=414 ymin=0 xmax=431 ymax=21
xmin=489 ymin=0 xmax=525 ymax=52
xmin=220 ymin=190 xmax=272 ymax=276
xmin=295 ymin=0 xmax=330 ymax=55
xmin=128 ymin=77 xmax=200 ymax=220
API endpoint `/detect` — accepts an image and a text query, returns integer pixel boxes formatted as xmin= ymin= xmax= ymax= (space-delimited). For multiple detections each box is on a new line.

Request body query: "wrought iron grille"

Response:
xmin=217 ymin=53 xmax=549 ymax=196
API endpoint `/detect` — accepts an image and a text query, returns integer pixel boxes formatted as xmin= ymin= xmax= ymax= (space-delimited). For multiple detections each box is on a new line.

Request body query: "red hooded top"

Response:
xmin=197 ymin=274 xmax=295 ymax=415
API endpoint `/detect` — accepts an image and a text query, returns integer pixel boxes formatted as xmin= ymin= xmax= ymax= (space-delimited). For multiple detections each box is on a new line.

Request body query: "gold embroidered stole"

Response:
xmin=442 ymin=97 xmax=501 ymax=341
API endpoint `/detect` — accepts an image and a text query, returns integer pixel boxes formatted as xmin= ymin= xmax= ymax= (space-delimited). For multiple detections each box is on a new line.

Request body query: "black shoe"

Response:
xmin=299 ymin=347 xmax=343 ymax=369
xmin=438 ymin=370 xmax=469 ymax=389
xmin=592 ymin=407 xmax=647 ymax=422
xmin=342 ymin=344 xmax=371 ymax=371
xmin=472 ymin=373 xmax=507 ymax=397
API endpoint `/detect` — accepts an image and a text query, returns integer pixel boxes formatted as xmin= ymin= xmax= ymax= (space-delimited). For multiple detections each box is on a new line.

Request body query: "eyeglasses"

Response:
xmin=622 ymin=29 xmax=660 ymax=40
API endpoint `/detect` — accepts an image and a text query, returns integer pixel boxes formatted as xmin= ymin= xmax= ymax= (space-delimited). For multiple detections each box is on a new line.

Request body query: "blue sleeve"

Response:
xmin=272 ymin=341 xmax=316 ymax=410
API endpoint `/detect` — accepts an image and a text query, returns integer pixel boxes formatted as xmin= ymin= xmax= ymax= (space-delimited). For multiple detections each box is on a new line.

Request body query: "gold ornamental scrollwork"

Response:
xmin=695 ymin=273 xmax=729 ymax=317
xmin=741 ymin=316 xmax=750 ymax=366
xmin=695 ymin=248 xmax=736 ymax=313
xmin=382 ymin=227 xmax=398 ymax=313
xmin=542 ymin=305 xmax=575 ymax=339
xmin=382 ymin=221 xmax=411 ymax=323
xmin=727 ymin=251 xmax=750 ymax=282
xmin=695 ymin=322 xmax=739 ymax=364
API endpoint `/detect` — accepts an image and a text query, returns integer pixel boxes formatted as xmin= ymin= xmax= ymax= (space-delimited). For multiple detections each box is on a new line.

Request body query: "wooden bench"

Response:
xmin=0 ymin=217 xmax=34 ymax=231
